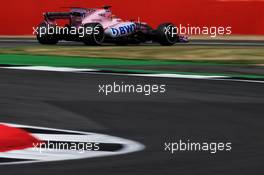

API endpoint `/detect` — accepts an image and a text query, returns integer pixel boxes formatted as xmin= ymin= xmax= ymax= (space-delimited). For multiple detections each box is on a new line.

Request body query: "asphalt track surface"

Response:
xmin=0 ymin=38 xmax=264 ymax=47
xmin=0 ymin=68 xmax=264 ymax=174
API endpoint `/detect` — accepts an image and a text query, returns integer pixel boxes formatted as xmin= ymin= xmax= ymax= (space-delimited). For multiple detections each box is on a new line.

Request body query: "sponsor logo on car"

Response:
xmin=110 ymin=23 xmax=136 ymax=37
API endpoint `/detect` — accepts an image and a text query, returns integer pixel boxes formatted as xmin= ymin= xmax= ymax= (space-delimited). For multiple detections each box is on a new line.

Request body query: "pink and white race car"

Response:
xmin=36 ymin=6 xmax=188 ymax=46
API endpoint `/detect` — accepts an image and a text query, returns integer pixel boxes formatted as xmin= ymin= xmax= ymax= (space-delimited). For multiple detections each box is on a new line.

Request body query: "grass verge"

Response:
xmin=0 ymin=45 xmax=264 ymax=64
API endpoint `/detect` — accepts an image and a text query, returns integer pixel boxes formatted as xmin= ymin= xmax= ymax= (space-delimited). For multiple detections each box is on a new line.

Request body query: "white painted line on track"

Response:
xmin=213 ymin=78 xmax=264 ymax=84
xmin=3 ymin=66 xmax=97 ymax=72
xmin=1 ymin=66 xmax=227 ymax=79
xmin=131 ymin=73 xmax=228 ymax=79
xmin=1 ymin=66 xmax=264 ymax=84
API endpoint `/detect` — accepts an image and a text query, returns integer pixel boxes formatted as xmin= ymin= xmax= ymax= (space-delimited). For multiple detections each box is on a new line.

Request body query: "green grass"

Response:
xmin=0 ymin=54 xmax=189 ymax=67
xmin=0 ymin=54 xmax=241 ymax=68
xmin=1 ymin=45 xmax=264 ymax=64
xmin=1 ymin=54 xmax=264 ymax=79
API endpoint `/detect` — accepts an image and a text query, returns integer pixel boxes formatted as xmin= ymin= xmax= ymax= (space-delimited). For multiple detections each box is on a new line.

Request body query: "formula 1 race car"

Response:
xmin=36 ymin=6 xmax=188 ymax=46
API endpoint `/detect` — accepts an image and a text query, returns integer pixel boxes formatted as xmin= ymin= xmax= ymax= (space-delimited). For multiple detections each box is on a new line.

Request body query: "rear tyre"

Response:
xmin=36 ymin=23 xmax=58 ymax=45
xmin=82 ymin=23 xmax=105 ymax=46
xmin=156 ymin=23 xmax=178 ymax=46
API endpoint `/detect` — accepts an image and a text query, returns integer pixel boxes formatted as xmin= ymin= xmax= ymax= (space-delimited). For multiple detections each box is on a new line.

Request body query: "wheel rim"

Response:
xmin=165 ymin=24 xmax=177 ymax=44
xmin=93 ymin=24 xmax=105 ymax=44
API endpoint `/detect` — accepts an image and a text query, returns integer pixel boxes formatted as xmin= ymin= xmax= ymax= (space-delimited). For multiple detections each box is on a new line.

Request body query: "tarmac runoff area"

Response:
xmin=0 ymin=37 xmax=263 ymax=174
xmin=0 ymin=67 xmax=264 ymax=174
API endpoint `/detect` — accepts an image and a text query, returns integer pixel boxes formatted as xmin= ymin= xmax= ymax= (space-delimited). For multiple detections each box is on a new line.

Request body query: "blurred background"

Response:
xmin=0 ymin=0 xmax=263 ymax=35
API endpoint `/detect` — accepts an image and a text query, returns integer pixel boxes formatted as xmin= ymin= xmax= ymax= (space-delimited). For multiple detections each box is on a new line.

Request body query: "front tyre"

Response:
xmin=36 ymin=23 xmax=58 ymax=45
xmin=156 ymin=23 xmax=178 ymax=46
xmin=82 ymin=23 xmax=105 ymax=46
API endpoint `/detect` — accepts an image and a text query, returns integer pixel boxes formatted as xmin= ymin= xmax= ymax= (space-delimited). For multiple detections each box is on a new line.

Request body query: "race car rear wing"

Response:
xmin=44 ymin=6 xmax=103 ymax=20
xmin=44 ymin=12 xmax=71 ymax=19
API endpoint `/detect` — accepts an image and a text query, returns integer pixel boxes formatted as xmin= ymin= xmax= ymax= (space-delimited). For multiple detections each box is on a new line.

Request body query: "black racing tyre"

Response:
xmin=36 ymin=23 xmax=58 ymax=45
xmin=82 ymin=23 xmax=105 ymax=46
xmin=156 ymin=23 xmax=178 ymax=46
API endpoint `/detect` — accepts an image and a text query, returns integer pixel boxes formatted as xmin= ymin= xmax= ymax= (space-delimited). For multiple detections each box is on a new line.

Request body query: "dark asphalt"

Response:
xmin=0 ymin=69 xmax=264 ymax=174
